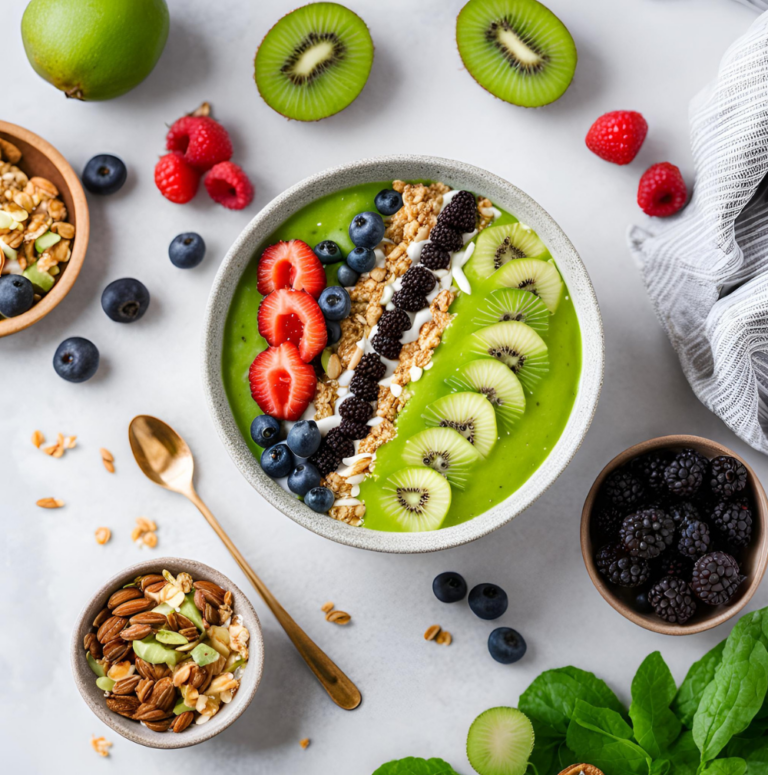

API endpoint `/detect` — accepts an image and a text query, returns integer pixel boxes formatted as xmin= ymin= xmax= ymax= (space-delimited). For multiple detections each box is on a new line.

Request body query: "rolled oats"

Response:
xmin=325 ymin=610 xmax=351 ymax=625
xmin=95 ymin=527 xmax=111 ymax=545
xmin=36 ymin=497 xmax=63 ymax=508
xmin=424 ymin=625 xmax=441 ymax=641
xmin=31 ymin=430 xmax=44 ymax=448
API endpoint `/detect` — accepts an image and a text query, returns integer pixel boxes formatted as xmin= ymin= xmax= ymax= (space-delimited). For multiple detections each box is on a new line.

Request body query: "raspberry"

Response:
xmin=310 ymin=442 xmax=341 ymax=477
xmin=401 ymin=266 xmax=436 ymax=295
xmin=371 ymin=333 xmax=403 ymax=360
xmin=649 ymin=577 xmax=696 ymax=624
xmin=664 ymin=449 xmax=705 ymax=497
xmin=154 ymin=152 xmax=200 ymax=204
xmin=678 ymin=519 xmax=711 ymax=558
xmin=603 ymin=469 xmax=645 ymax=509
xmin=439 ymin=191 xmax=477 ymax=232
xmin=420 ymin=242 xmax=451 ymax=271
xmin=709 ymin=456 xmax=748 ymax=499
xmin=325 ymin=428 xmax=355 ymax=459
xmin=166 ymin=116 xmax=233 ymax=171
xmin=339 ymin=396 xmax=373 ymax=423
xmin=354 ymin=353 xmax=386 ymax=382
xmin=595 ymin=544 xmax=650 ymax=588
xmin=429 ymin=221 xmax=464 ymax=253
xmin=691 ymin=552 xmax=744 ymax=605
xmin=204 ymin=161 xmax=254 ymax=210
xmin=349 ymin=373 xmax=379 ymax=401
xmin=376 ymin=309 xmax=412 ymax=339
xmin=619 ymin=509 xmax=675 ymax=559
xmin=586 ymin=110 xmax=648 ymax=165
xmin=392 ymin=287 xmax=428 ymax=312
xmin=637 ymin=163 xmax=687 ymax=217
xmin=711 ymin=500 xmax=753 ymax=548
xmin=339 ymin=418 xmax=369 ymax=440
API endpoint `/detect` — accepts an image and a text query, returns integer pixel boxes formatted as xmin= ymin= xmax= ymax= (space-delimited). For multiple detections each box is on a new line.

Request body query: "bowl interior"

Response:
xmin=203 ymin=155 xmax=604 ymax=553
xmin=581 ymin=435 xmax=768 ymax=635
xmin=71 ymin=557 xmax=264 ymax=749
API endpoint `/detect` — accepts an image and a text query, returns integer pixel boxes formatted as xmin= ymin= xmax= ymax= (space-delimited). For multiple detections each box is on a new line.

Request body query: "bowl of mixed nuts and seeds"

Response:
xmin=0 ymin=120 xmax=89 ymax=337
xmin=72 ymin=558 xmax=263 ymax=749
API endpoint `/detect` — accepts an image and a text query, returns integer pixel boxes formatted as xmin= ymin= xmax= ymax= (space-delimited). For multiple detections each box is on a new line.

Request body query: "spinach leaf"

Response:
xmin=630 ymin=651 xmax=681 ymax=757
xmin=372 ymin=757 xmax=460 ymax=775
xmin=700 ymin=758 xmax=747 ymax=775
xmin=667 ymin=730 xmax=700 ymax=775
xmin=566 ymin=700 xmax=652 ymax=775
xmin=527 ymin=719 xmax=560 ymax=775
xmin=651 ymin=760 xmax=671 ymax=775
xmin=673 ymin=641 xmax=726 ymax=728
xmin=725 ymin=736 xmax=768 ymax=775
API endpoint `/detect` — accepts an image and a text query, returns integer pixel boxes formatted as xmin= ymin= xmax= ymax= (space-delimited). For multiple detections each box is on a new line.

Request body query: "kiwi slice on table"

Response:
xmin=472 ymin=223 xmax=549 ymax=278
xmin=494 ymin=258 xmax=563 ymax=313
xmin=447 ymin=359 xmax=525 ymax=428
xmin=456 ymin=0 xmax=577 ymax=108
xmin=466 ymin=707 xmax=535 ymax=775
xmin=473 ymin=288 xmax=549 ymax=333
xmin=254 ymin=3 xmax=374 ymax=121
xmin=423 ymin=391 xmax=498 ymax=458
xmin=473 ymin=321 xmax=548 ymax=391
xmin=403 ymin=427 xmax=482 ymax=489
xmin=382 ymin=467 xmax=452 ymax=532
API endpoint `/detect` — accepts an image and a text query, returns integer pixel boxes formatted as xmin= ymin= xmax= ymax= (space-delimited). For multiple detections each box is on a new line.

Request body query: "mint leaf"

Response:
xmin=630 ymin=651 xmax=682 ymax=757
xmin=673 ymin=641 xmax=726 ymax=728
xmin=372 ymin=757 xmax=459 ymax=775
xmin=566 ymin=700 xmax=652 ymax=775
xmin=667 ymin=730 xmax=700 ymax=775
xmin=700 ymin=758 xmax=747 ymax=775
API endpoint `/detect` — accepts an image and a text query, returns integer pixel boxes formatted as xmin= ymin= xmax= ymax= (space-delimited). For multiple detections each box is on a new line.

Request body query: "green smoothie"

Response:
xmin=221 ymin=181 xmax=582 ymax=532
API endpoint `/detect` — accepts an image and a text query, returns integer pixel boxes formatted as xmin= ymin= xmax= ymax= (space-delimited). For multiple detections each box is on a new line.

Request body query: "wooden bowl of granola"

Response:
xmin=71 ymin=558 xmax=264 ymax=749
xmin=0 ymin=120 xmax=89 ymax=337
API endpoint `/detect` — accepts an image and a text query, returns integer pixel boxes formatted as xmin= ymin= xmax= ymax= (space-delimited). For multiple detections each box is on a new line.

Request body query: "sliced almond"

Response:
xmin=36 ymin=497 xmax=64 ymax=509
xmin=325 ymin=610 xmax=351 ymax=625
xmin=424 ymin=624 xmax=441 ymax=641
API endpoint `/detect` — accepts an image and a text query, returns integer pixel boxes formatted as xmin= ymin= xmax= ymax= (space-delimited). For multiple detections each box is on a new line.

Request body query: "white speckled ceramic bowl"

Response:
xmin=72 ymin=558 xmax=264 ymax=749
xmin=202 ymin=155 xmax=604 ymax=553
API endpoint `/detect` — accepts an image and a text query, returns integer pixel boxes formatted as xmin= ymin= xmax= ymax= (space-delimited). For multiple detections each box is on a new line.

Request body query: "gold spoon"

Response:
xmin=128 ymin=414 xmax=362 ymax=711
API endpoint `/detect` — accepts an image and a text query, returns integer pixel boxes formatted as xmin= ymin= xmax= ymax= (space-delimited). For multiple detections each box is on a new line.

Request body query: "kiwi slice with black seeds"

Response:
xmin=423 ymin=392 xmax=498 ymax=458
xmin=473 ymin=288 xmax=549 ymax=333
xmin=472 ymin=321 xmax=549 ymax=391
xmin=472 ymin=223 xmax=549 ymax=279
xmin=381 ymin=467 xmax=452 ymax=532
xmin=494 ymin=258 xmax=563 ymax=313
xmin=447 ymin=359 xmax=526 ymax=428
xmin=403 ymin=427 xmax=482 ymax=489
xmin=254 ymin=3 xmax=374 ymax=121
xmin=456 ymin=0 xmax=577 ymax=108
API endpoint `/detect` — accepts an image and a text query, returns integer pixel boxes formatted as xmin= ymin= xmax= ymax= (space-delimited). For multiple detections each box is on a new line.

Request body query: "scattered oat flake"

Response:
xmin=31 ymin=430 xmax=44 ymax=448
xmin=136 ymin=517 xmax=157 ymax=532
xmin=100 ymin=447 xmax=115 ymax=473
xmin=95 ymin=527 xmax=111 ymax=545
xmin=321 ymin=601 xmax=334 ymax=613
xmin=36 ymin=497 xmax=64 ymax=509
xmin=91 ymin=736 xmax=112 ymax=757
xmin=424 ymin=624 xmax=441 ymax=641
xmin=299 ymin=738 xmax=310 ymax=750
xmin=436 ymin=630 xmax=452 ymax=646
xmin=325 ymin=610 xmax=351 ymax=625
xmin=64 ymin=435 xmax=77 ymax=449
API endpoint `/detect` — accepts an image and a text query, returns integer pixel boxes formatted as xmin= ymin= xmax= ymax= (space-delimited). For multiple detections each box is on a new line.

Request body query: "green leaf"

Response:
xmin=191 ymin=642 xmax=220 ymax=667
xmin=630 ymin=652 xmax=682 ymax=757
xmin=667 ymin=730 xmax=700 ymax=775
xmin=700 ymin=758 xmax=747 ymax=775
xmin=566 ymin=700 xmax=652 ymax=775
xmin=673 ymin=641 xmax=726 ymax=729
xmin=173 ymin=699 xmax=195 ymax=716
xmin=180 ymin=593 xmax=204 ymax=631
xmin=86 ymin=652 xmax=105 ymax=677
xmin=96 ymin=676 xmax=115 ymax=692
xmin=372 ymin=757 xmax=459 ymax=775
xmin=156 ymin=629 xmax=188 ymax=645
xmin=527 ymin=719 xmax=559 ymax=775
xmin=725 ymin=737 xmax=768 ymax=775
xmin=651 ymin=761 xmax=671 ymax=775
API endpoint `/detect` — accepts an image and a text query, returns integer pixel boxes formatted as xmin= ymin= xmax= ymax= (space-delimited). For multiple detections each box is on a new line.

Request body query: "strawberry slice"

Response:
xmin=249 ymin=343 xmax=317 ymax=421
xmin=258 ymin=288 xmax=327 ymax=363
xmin=257 ymin=239 xmax=326 ymax=299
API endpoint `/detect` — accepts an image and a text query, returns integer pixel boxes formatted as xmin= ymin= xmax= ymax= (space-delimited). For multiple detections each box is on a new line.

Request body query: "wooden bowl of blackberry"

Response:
xmin=581 ymin=435 xmax=768 ymax=635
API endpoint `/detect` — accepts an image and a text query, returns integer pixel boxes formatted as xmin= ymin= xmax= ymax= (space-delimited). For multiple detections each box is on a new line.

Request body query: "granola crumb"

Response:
xmin=31 ymin=430 xmax=44 ymax=448
xmin=100 ymin=447 xmax=115 ymax=473
xmin=95 ymin=527 xmax=111 ymax=545
xmin=424 ymin=624 xmax=441 ymax=641
xmin=320 ymin=601 xmax=334 ymax=613
xmin=36 ymin=497 xmax=64 ymax=509
xmin=133 ymin=517 xmax=158 ymax=548
xmin=299 ymin=738 xmax=310 ymax=750
xmin=325 ymin=610 xmax=351 ymax=625
xmin=142 ymin=531 xmax=158 ymax=549
xmin=91 ymin=736 xmax=112 ymax=758
xmin=435 ymin=630 xmax=453 ymax=646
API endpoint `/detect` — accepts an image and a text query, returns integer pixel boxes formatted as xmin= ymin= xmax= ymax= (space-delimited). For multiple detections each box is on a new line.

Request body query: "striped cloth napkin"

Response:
xmin=629 ymin=11 xmax=768 ymax=454
xmin=737 ymin=0 xmax=768 ymax=9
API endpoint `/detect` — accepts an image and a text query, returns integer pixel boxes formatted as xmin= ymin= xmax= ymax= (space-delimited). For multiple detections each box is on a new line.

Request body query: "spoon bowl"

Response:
xmin=129 ymin=415 xmax=196 ymax=493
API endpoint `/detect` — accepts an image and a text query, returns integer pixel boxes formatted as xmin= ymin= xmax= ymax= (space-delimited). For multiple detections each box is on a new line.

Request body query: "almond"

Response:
xmin=171 ymin=711 xmax=195 ymax=733
xmin=108 ymin=588 xmax=142 ymax=610
xmin=135 ymin=658 xmax=170 ymax=681
xmin=97 ymin=616 xmax=127 ymax=644
xmin=166 ymin=611 xmax=180 ymax=631
xmin=106 ymin=696 xmax=140 ymax=718
xmin=136 ymin=678 xmax=154 ymax=703
xmin=139 ymin=574 xmax=165 ymax=592
xmin=144 ymin=718 xmax=174 ymax=732
xmin=112 ymin=597 xmax=153 ymax=617
xmin=102 ymin=638 xmax=131 ymax=663
xmin=133 ymin=704 xmax=172 ymax=722
xmin=84 ymin=632 xmax=102 ymax=658
xmin=149 ymin=677 xmax=175 ymax=711
xmin=143 ymin=581 xmax=167 ymax=598
xmin=119 ymin=624 xmax=153 ymax=641
xmin=194 ymin=589 xmax=206 ymax=612
xmin=112 ymin=675 xmax=141 ymax=695
xmin=93 ymin=608 xmax=111 ymax=628
xmin=175 ymin=613 xmax=196 ymax=631
xmin=179 ymin=626 xmax=198 ymax=641
xmin=204 ymin=603 xmax=220 ymax=626
xmin=189 ymin=664 xmax=207 ymax=689
xmin=129 ymin=612 xmax=167 ymax=627
xmin=193 ymin=580 xmax=226 ymax=598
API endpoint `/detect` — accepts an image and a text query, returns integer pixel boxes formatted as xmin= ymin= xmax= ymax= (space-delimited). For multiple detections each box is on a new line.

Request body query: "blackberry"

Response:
xmin=429 ymin=221 xmax=464 ymax=253
xmin=592 ymin=504 xmax=624 ymax=540
xmin=376 ymin=308 xmax=412 ymax=339
xmin=420 ymin=242 xmax=451 ymax=271
xmin=401 ymin=265 xmax=436 ymax=295
xmin=349 ymin=373 xmax=379 ymax=401
xmin=354 ymin=353 xmax=386 ymax=382
xmin=325 ymin=428 xmax=355 ymax=459
xmin=339 ymin=396 xmax=373 ymax=423
xmin=392 ymin=287 xmax=428 ymax=312
xmin=371 ymin=333 xmax=403 ymax=360
xmin=709 ymin=456 xmax=748 ymax=499
xmin=619 ymin=509 xmax=675 ymax=559
xmin=678 ymin=519 xmax=711 ymax=558
xmin=603 ymin=469 xmax=645 ymax=509
xmin=630 ymin=451 xmax=672 ymax=491
xmin=664 ymin=449 xmax=705 ymax=497
xmin=666 ymin=501 xmax=700 ymax=528
xmin=649 ymin=577 xmax=697 ymax=624
xmin=691 ymin=551 xmax=744 ymax=605
xmin=310 ymin=443 xmax=341 ymax=477
xmin=711 ymin=500 xmax=753 ymax=548
xmin=654 ymin=553 xmax=694 ymax=582
xmin=594 ymin=544 xmax=650 ymax=588
xmin=339 ymin=418 xmax=370 ymax=441
xmin=438 ymin=191 xmax=477 ymax=232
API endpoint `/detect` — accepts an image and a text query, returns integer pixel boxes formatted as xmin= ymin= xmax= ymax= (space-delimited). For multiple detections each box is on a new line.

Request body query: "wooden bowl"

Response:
xmin=0 ymin=120 xmax=89 ymax=337
xmin=581 ymin=435 xmax=768 ymax=635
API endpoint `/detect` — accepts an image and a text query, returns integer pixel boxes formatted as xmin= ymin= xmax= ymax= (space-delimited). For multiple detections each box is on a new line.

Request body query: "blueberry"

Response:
xmin=169 ymin=232 xmax=206 ymax=269
xmin=261 ymin=442 xmax=294 ymax=478
xmin=305 ymin=486 xmax=335 ymax=513
xmin=287 ymin=420 xmax=322 ymax=458
xmin=488 ymin=627 xmax=527 ymax=665
xmin=82 ymin=154 xmax=127 ymax=195
xmin=347 ymin=246 xmax=376 ymax=274
xmin=635 ymin=591 xmax=653 ymax=614
xmin=318 ymin=286 xmax=351 ymax=321
xmin=250 ymin=415 xmax=281 ymax=448
xmin=101 ymin=278 xmax=150 ymax=323
xmin=314 ymin=240 xmax=343 ymax=265
xmin=337 ymin=263 xmax=359 ymax=288
xmin=288 ymin=462 xmax=322 ymax=496
xmin=0 ymin=275 xmax=34 ymax=317
xmin=349 ymin=211 xmax=385 ymax=249
xmin=432 ymin=572 xmax=468 ymax=603
xmin=375 ymin=189 xmax=403 ymax=216
xmin=326 ymin=320 xmax=342 ymax=346
xmin=53 ymin=337 xmax=99 ymax=383
xmin=468 ymin=583 xmax=508 ymax=620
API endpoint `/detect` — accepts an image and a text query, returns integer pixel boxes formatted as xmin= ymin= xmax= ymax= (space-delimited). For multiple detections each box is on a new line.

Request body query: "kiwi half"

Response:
xmin=456 ymin=0 xmax=577 ymax=108
xmin=382 ymin=467 xmax=452 ymax=532
xmin=403 ymin=427 xmax=482 ymax=489
xmin=472 ymin=223 xmax=549 ymax=278
xmin=254 ymin=3 xmax=374 ymax=121
xmin=473 ymin=321 xmax=548 ymax=391
xmin=473 ymin=288 xmax=549 ymax=333
xmin=494 ymin=258 xmax=563 ymax=313
xmin=447 ymin=359 xmax=525 ymax=427
xmin=423 ymin=391 xmax=498 ymax=458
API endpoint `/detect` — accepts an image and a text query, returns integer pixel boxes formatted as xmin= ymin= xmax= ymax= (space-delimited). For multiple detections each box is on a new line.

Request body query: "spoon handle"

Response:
xmin=187 ymin=489 xmax=362 ymax=711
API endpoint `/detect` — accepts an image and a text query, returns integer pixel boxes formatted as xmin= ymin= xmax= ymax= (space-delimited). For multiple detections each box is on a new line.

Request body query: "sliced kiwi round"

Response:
xmin=423 ymin=391 xmax=498 ymax=458
xmin=254 ymin=3 xmax=374 ymax=121
xmin=473 ymin=321 xmax=548 ymax=391
xmin=473 ymin=288 xmax=549 ymax=333
xmin=466 ymin=707 xmax=535 ymax=775
xmin=403 ymin=427 xmax=482 ymax=489
xmin=447 ymin=359 xmax=525 ymax=428
xmin=472 ymin=223 xmax=549 ymax=278
xmin=494 ymin=258 xmax=563 ymax=313
xmin=381 ymin=467 xmax=452 ymax=532
xmin=456 ymin=0 xmax=577 ymax=108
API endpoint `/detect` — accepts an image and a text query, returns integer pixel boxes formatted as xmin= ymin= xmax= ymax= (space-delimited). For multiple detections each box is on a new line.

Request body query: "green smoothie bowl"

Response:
xmin=202 ymin=155 xmax=604 ymax=553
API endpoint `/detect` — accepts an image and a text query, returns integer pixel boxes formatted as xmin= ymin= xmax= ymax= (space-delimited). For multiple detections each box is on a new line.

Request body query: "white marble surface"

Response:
xmin=1 ymin=0 xmax=765 ymax=771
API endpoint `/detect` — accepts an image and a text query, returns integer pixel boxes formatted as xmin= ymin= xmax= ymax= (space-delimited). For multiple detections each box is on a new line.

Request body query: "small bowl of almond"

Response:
xmin=72 ymin=558 xmax=263 ymax=749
